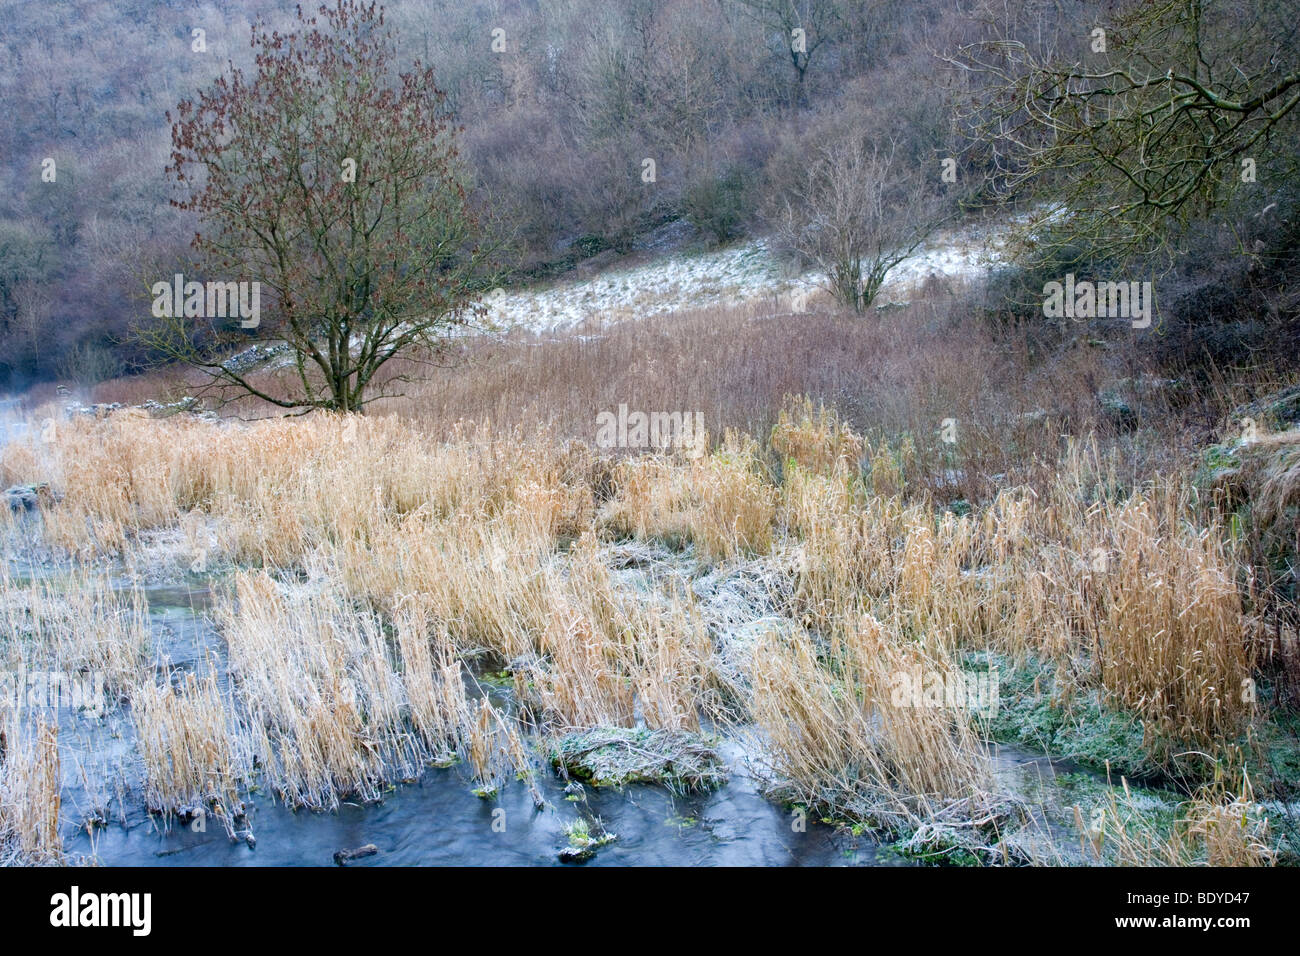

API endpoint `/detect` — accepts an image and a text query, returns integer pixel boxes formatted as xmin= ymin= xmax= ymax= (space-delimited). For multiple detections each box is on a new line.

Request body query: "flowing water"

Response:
xmin=6 ymin=534 xmax=1142 ymax=867
xmin=26 ymin=581 xmax=888 ymax=866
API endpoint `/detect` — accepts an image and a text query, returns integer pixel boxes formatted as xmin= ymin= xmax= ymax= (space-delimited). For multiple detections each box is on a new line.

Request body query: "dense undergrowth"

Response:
xmin=3 ymin=372 xmax=1297 ymax=864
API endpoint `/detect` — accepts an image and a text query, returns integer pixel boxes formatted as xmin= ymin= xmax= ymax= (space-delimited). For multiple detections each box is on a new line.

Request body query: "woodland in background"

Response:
xmin=0 ymin=0 xmax=1297 ymax=390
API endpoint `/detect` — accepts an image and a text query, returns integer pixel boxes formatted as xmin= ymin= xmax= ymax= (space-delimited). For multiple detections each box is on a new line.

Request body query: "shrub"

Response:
xmin=682 ymin=165 xmax=750 ymax=244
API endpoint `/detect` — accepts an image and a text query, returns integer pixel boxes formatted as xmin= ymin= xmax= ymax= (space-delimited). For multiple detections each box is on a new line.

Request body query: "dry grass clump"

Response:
xmin=781 ymin=466 xmax=990 ymax=647
xmin=770 ymin=395 xmax=864 ymax=476
xmin=210 ymin=565 xmax=544 ymax=809
xmin=0 ymin=714 xmax=63 ymax=864
xmin=603 ymin=431 xmax=775 ymax=563
xmin=1 ymin=410 xmax=592 ymax=570
xmin=464 ymin=697 xmax=539 ymax=803
xmin=338 ymin=502 xmax=557 ymax=660
xmin=1179 ymin=776 xmax=1276 ymax=867
xmin=520 ymin=585 xmax=718 ymax=734
xmin=1241 ymin=429 xmax=1300 ymax=525
xmin=7 ymin=407 xmax=193 ymax=556
xmin=1219 ymin=427 xmax=1300 ymax=577
xmin=219 ymin=570 xmax=461 ymax=808
xmin=520 ymin=599 xmax=637 ymax=729
xmin=623 ymin=594 xmax=716 ymax=732
xmin=771 ymin=394 xmax=989 ymax=647
xmin=1085 ymin=490 xmax=1254 ymax=751
xmin=750 ymin=615 xmax=996 ymax=832
xmin=771 ymin=428 xmax=1261 ymax=776
xmin=782 ymin=474 xmax=895 ymax=632
xmin=864 ymin=436 xmax=918 ymax=499
xmin=393 ymin=598 xmax=473 ymax=761
xmin=132 ymin=672 xmax=248 ymax=833
xmin=0 ymin=568 xmax=151 ymax=699
xmin=510 ymin=533 xmax=718 ymax=736
xmin=987 ymin=443 xmax=1260 ymax=751
xmin=1221 ymin=428 xmax=1300 ymax=699
xmin=213 ymin=561 xmax=551 ymax=810
xmin=1074 ymin=771 xmax=1275 ymax=866
xmin=0 ymin=425 xmax=43 ymax=490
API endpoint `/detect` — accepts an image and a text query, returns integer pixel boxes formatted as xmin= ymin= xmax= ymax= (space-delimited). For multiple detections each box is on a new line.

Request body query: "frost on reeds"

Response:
xmin=0 ymin=713 xmax=62 ymax=864
xmin=750 ymin=615 xmax=998 ymax=834
xmin=506 ymin=530 xmax=720 ymax=735
xmin=1085 ymin=493 xmax=1254 ymax=752
xmin=1179 ymin=775 xmax=1276 ymax=867
xmin=338 ymin=500 xmax=558 ymax=660
xmin=2 ymin=410 xmax=591 ymax=566
xmin=465 ymin=697 xmax=539 ymax=803
xmin=393 ymin=598 xmax=473 ymax=762
xmin=517 ymin=585 xmax=717 ymax=734
xmin=1073 ymin=770 xmax=1275 ymax=866
xmin=0 ymin=570 xmax=148 ymax=858
xmin=778 ymin=406 xmax=1258 ymax=757
xmin=771 ymin=395 xmax=864 ymax=476
xmin=132 ymin=672 xmax=248 ymax=834
xmin=603 ymin=431 xmax=775 ymax=563
xmin=0 ymin=567 xmax=151 ymax=699
xmin=219 ymin=570 xmax=468 ymax=809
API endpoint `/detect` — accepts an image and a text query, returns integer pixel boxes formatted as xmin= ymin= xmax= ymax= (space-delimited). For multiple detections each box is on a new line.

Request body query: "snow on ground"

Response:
xmin=485 ymin=217 xmax=1015 ymax=333
xmin=210 ymin=213 xmax=1025 ymax=374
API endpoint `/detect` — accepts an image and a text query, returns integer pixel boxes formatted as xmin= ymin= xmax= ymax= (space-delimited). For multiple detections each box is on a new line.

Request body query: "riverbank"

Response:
xmin=2 ymin=382 xmax=1296 ymax=865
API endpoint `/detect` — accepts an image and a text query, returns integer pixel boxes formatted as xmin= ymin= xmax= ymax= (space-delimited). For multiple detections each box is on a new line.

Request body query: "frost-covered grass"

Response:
xmin=1 ymin=392 xmax=1290 ymax=865
xmin=485 ymin=217 xmax=1012 ymax=333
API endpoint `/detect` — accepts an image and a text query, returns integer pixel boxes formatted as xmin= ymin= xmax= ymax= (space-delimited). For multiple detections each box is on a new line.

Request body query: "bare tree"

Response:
xmin=139 ymin=1 xmax=495 ymax=414
xmin=777 ymin=136 xmax=949 ymax=312
xmin=948 ymin=0 xmax=1300 ymax=263
xmin=733 ymin=0 xmax=845 ymax=96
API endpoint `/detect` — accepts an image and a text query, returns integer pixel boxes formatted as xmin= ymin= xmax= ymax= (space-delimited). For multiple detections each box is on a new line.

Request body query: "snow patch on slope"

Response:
xmin=487 ymin=217 xmax=1014 ymax=332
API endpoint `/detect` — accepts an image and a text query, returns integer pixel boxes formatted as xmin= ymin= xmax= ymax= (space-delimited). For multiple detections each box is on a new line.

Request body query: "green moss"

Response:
xmin=981 ymin=653 xmax=1159 ymax=782
xmin=548 ymin=727 xmax=726 ymax=791
xmin=899 ymin=842 xmax=983 ymax=867
xmin=1056 ymin=699 xmax=1153 ymax=778
xmin=982 ymin=653 xmax=1300 ymax=798
xmin=1247 ymin=704 xmax=1300 ymax=799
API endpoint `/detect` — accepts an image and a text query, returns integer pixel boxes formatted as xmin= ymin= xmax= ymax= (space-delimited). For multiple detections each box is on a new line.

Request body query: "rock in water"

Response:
xmin=558 ymin=845 xmax=597 ymax=864
xmin=4 ymin=485 xmax=39 ymax=511
xmin=333 ymin=844 xmax=379 ymax=866
xmin=4 ymin=482 xmax=55 ymax=511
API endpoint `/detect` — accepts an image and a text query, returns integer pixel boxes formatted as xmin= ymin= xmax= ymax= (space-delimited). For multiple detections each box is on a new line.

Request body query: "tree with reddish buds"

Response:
xmin=140 ymin=1 xmax=495 ymax=413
